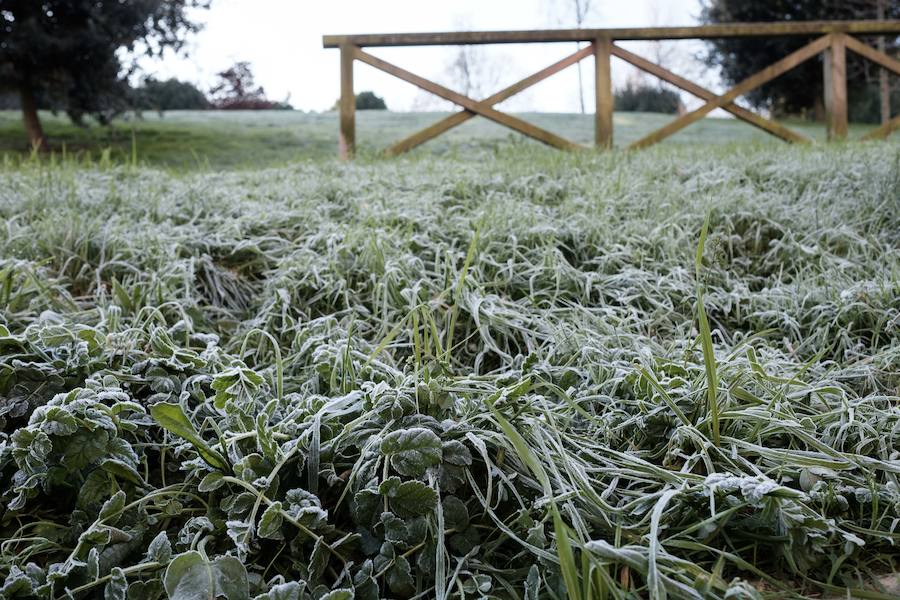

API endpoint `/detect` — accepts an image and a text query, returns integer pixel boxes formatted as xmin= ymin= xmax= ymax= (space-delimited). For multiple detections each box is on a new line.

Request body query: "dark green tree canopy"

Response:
xmin=0 ymin=0 xmax=209 ymax=147
xmin=330 ymin=91 xmax=388 ymax=112
xmin=614 ymin=82 xmax=681 ymax=114
xmin=700 ymin=0 xmax=900 ymax=119
xmin=355 ymin=91 xmax=387 ymax=110
xmin=132 ymin=77 xmax=210 ymax=112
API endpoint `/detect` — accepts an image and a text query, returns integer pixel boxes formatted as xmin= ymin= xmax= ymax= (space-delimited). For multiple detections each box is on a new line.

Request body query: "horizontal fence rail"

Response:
xmin=324 ymin=21 xmax=900 ymax=46
xmin=323 ymin=21 xmax=900 ymax=159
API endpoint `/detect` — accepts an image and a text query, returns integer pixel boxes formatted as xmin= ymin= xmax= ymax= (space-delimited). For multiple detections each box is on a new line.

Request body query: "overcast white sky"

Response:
xmin=143 ymin=0 xmax=709 ymax=112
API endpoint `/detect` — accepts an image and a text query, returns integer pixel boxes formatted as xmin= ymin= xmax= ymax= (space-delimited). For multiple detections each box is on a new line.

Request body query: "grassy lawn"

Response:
xmin=0 ymin=113 xmax=899 ymax=599
xmin=0 ymin=109 xmax=891 ymax=170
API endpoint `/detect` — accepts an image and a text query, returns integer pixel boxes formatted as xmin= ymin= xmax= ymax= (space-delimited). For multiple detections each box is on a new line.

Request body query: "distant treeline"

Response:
xmin=131 ymin=78 xmax=213 ymax=111
xmin=0 ymin=62 xmax=294 ymax=114
xmin=132 ymin=62 xmax=294 ymax=112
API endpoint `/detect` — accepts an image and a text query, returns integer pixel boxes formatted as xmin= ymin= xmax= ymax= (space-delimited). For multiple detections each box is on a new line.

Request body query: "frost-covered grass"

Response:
xmin=0 ymin=109 xmax=892 ymax=170
xmin=0 ymin=144 xmax=899 ymax=599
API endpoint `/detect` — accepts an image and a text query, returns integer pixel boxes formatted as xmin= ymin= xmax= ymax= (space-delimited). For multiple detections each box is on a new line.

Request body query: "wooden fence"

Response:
xmin=323 ymin=21 xmax=900 ymax=159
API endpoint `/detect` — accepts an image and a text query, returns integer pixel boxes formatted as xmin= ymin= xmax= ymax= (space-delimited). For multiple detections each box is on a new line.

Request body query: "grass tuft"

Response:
xmin=0 ymin=141 xmax=898 ymax=599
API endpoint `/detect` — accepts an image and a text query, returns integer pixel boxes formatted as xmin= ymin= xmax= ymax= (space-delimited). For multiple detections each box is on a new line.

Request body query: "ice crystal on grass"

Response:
xmin=0 ymin=144 xmax=898 ymax=598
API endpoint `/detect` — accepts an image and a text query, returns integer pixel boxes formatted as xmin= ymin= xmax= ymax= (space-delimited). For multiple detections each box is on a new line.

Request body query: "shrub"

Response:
xmin=330 ymin=91 xmax=389 ymax=111
xmin=209 ymin=62 xmax=293 ymax=110
xmin=355 ymin=91 xmax=387 ymax=110
xmin=614 ymin=82 xmax=682 ymax=114
xmin=132 ymin=77 xmax=210 ymax=112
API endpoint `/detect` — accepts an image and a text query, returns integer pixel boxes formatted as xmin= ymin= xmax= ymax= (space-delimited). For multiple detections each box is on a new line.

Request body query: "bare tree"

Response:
xmin=636 ymin=0 xmax=701 ymax=111
xmin=410 ymin=40 xmax=507 ymax=112
xmin=447 ymin=45 xmax=503 ymax=100
xmin=642 ymin=0 xmax=678 ymax=86
xmin=877 ymin=0 xmax=890 ymax=125
xmin=448 ymin=17 xmax=505 ymax=102
xmin=415 ymin=18 xmax=507 ymax=111
xmin=572 ymin=0 xmax=593 ymax=114
xmin=546 ymin=0 xmax=597 ymax=113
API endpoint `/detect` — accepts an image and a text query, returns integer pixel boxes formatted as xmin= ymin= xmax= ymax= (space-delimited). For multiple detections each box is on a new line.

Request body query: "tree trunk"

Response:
xmin=576 ymin=43 xmax=586 ymax=114
xmin=812 ymin=96 xmax=825 ymax=123
xmin=878 ymin=0 xmax=890 ymax=125
xmin=19 ymin=82 xmax=46 ymax=151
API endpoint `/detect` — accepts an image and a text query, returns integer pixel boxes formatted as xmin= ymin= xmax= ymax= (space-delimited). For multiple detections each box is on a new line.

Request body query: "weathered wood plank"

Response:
xmin=824 ymin=34 xmax=848 ymax=141
xmin=353 ymin=48 xmax=584 ymax=151
xmin=861 ymin=114 xmax=900 ymax=140
xmin=611 ymin=44 xmax=811 ymax=144
xmin=838 ymin=34 xmax=899 ymax=139
xmin=386 ymin=113 xmax=471 ymax=156
xmin=339 ymin=43 xmax=355 ymax=160
xmin=594 ymin=36 xmax=614 ymax=149
xmin=629 ymin=34 xmax=831 ymax=150
xmin=386 ymin=45 xmax=593 ymax=155
xmin=842 ymin=33 xmax=900 ymax=77
xmin=323 ymin=20 xmax=900 ymax=48
xmin=329 ymin=23 xmax=900 ymax=157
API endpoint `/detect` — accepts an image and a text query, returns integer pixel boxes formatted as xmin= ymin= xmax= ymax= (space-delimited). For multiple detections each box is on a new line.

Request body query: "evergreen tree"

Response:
xmin=700 ymin=0 xmax=900 ymax=119
xmin=0 ymin=0 xmax=209 ymax=148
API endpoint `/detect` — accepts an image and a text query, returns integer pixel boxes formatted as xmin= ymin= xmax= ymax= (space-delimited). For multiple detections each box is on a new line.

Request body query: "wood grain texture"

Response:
xmin=386 ymin=45 xmax=593 ymax=155
xmin=594 ymin=36 xmax=614 ymax=149
xmin=861 ymin=114 xmax=900 ymax=140
xmin=339 ymin=44 xmax=355 ymax=160
xmin=824 ymin=34 xmax=848 ymax=141
xmin=629 ymin=34 xmax=831 ymax=149
xmin=324 ymin=21 xmax=900 ymax=48
xmin=354 ymin=48 xmax=584 ymax=151
xmin=328 ymin=25 xmax=900 ymax=157
xmin=611 ymin=44 xmax=810 ymax=144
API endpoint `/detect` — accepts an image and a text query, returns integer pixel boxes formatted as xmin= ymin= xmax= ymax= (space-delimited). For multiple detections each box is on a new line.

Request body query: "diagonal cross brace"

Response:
xmin=842 ymin=32 xmax=900 ymax=76
xmin=386 ymin=45 xmax=594 ymax=155
xmin=353 ymin=48 xmax=585 ymax=151
xmin=630 ymin=34 xmax=833 ymax=149
xmin=839 ymin=33 xmax=900 ymax=141
xmin=610 ymin=44 xmax=811 ymax=145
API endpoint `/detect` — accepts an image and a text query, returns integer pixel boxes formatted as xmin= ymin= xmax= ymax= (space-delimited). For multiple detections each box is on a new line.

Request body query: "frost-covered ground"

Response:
xmin=0 ymin=144 xmax=899 ymax=599
xmin=1 ymin=109 xmax=893 ymax=170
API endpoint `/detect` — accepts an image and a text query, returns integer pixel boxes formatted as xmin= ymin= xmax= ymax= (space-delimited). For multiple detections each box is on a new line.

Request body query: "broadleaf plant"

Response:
xmin=1 ymin=144 xmax=899 ymax=600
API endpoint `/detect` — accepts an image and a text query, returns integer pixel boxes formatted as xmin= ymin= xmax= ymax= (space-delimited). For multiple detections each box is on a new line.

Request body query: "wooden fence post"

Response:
xmin=339 ymin=43 xmax=356 ymax=159
xmin=594 ymin=36 xmax=614 ymax=149
xmin=823 ymin=34 xmax=848 ymax=141
xmin=325 ymin=22 xmax=900 ymax=153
